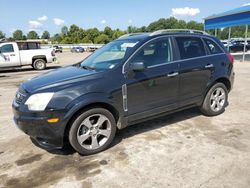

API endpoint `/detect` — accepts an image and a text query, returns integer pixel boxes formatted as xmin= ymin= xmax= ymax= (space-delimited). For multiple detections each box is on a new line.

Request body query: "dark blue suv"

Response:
xmin=12 ymin=30 xmax=235 ymax=155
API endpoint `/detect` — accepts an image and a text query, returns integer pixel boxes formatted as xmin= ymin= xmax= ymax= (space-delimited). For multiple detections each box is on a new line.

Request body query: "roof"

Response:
xmin=118 ymin=29 xmax=210 ymax=41
xmin=205 ymin=5 xmax=250 ymax=30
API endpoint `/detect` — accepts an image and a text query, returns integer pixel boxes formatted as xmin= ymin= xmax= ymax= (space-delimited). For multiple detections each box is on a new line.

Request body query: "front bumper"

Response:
xmin=12 ymin=103 xmax=67 ymax=150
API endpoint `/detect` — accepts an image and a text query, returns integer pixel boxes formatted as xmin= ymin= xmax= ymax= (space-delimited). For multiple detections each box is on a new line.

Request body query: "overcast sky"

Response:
xmin=1 ymin=0 xmax=250 ymax=36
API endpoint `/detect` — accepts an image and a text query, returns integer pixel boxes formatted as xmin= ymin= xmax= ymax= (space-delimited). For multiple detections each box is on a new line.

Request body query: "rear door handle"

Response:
xmin=10 ymin=54 xmax=16 ymax=56
xmin=205 ymin=64 xmax=214 ymax=68
xmin=167 ymin=72 xmax=179 ymax=77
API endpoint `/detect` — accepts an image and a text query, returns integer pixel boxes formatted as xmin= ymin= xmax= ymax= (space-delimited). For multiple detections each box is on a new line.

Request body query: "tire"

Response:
xmin=32 ymin=59 xmax=46 ymax=70
xmin=200 ymin=83 xmax=228 ymax=116
xmin=69 ymin=108 xmax=117 ymax=155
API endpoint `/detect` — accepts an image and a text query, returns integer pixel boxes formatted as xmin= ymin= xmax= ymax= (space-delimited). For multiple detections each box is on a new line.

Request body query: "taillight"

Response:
xmin=227 ymin=53 xmax=234 ymax=64
xmin=51 ymin=50 xmax=55 ymax=56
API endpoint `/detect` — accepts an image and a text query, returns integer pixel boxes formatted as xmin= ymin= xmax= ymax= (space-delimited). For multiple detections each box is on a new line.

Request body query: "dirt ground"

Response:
xmin=0 ymin=52 xmax=250 ymax=188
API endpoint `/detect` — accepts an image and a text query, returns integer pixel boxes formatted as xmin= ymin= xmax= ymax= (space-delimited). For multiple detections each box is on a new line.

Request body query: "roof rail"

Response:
xmin=118 ymin=33 xmax=148 ymax=39
xmin=150 ymin=29 xmax=209 ymax=36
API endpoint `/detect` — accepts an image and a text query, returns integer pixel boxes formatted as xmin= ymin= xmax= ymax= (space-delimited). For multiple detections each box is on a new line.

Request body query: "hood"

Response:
xmin=22 ymin=65 xmax=101 ymax=93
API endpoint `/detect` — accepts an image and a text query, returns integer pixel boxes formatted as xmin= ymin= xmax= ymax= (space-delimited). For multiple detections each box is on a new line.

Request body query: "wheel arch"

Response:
xmin=213 ymin=77 xmax=231 ymax=91
xmin=200 ymin=77 xmax=231 ymax=106
xmin=32 ymin=55 xmax=47 ymax=64
xmin=63 ymin=101 xmax=121 ymax=145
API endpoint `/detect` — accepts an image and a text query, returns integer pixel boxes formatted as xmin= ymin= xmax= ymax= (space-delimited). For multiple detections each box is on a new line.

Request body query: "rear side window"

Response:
xmin=0 ymin=44 xmax=14 ymax=53
xmin=28 ymin=42 xmax=39 ymax=49
xmin=203 ymin=38 xmax=223 ymax=54
xmin=17 ymin=43 xmax=28 ymax=50
xmin=175 ymin=37 xmax=205 ymax=59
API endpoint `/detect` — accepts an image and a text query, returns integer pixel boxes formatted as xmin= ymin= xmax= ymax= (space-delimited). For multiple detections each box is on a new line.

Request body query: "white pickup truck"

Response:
xmin=0 ymin=41 xmax=56 ymax=70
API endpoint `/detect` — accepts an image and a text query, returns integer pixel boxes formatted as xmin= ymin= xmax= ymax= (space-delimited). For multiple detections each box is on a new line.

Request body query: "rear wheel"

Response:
xmin=200 ymin=83 xmax=228 ymax=116
xmin=69 ymin=108 xmax=117 ymax=155
xmin=32 ymin=59 xmax=46 ymax=70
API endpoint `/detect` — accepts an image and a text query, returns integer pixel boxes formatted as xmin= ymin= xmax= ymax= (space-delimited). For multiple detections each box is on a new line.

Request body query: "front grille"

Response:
xmin=15 ymin=88 xmax=27 ymax=104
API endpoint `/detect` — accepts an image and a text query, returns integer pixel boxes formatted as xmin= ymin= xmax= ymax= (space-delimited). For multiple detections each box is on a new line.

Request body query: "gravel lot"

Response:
xmin=0 ymin=52 xmax=250 ymax=188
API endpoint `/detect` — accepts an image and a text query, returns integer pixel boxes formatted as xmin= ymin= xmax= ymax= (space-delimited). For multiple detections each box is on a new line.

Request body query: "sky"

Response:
xmin=1 ymin=0 xmax=250 ymax=37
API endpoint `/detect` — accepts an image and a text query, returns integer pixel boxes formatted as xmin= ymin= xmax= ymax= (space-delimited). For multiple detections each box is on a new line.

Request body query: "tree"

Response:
xmin=51 ymin=34 xmax=62 ymax=44
xmin=0 ymin=31 xmax=5 ymax=39
xmin=41 ymin=31 xmax=50 ymax=39
xmin=112 ymin=29 xmax=126 ymax=40
xmin=13 ymin=30 xmax=24 ymax=40
xmin=94 ymin=34 xmax=109 ymax=44
xmin=87 ymin=28 xmax=100 ymax=43
xmin=104 ymin=26 xmax=113 ymax=38
xmin=186 ymin=21 xmax=203 ymax=30
xmin=61 ymin=26 xmax=68 ymax=36
xmin=27 ymin=31 xmax=39 ymax=39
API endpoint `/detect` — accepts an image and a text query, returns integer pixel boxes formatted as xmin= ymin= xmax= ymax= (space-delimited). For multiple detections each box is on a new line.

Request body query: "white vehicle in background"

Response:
xmin=0 ymin=41 xmax=56 ymax=70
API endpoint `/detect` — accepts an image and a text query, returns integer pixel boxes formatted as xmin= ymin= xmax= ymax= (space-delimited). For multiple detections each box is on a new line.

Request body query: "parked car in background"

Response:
xmin=0 ymin=41 xmax=56 ymax=70
xmin=221 ymin=40 xmax=229 ymax=48
xmin=13 ymin=30 xmax=235 ymax=155
xmin=71 ymin=46 xmax=85 ymax=53
xmin=229 ymin=40 xmax=250 ymax=52
xmin=86 ymin=47 xmax=99 ymax=52
xmin=53 ymin=45 xmax=63 ymax=53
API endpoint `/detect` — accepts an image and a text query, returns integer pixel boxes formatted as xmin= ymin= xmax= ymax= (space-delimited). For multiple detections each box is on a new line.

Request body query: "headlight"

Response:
xmin=25 ymin=93 xmax=54 ymax=111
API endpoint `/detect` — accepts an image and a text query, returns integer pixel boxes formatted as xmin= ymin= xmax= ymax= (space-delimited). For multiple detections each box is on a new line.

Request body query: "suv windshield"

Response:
xmin=80 ymin=40 xmax=139 ymax=71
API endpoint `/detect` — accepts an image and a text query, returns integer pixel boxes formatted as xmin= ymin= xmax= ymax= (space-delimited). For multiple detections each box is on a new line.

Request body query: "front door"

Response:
xmin=125 ymin=37 xmax=179 ymax=118
xmin=0 ymin=43 xmax=19 ymax=67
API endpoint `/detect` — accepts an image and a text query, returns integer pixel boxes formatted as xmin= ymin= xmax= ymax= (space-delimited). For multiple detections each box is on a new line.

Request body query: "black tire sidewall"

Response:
xmin=33 ymin=59 xmax=46 ymax=70
xmin=69 ymin=108 xmax=117 ymax=155
xmin=201 ymin=83 xmax=228 ymax=116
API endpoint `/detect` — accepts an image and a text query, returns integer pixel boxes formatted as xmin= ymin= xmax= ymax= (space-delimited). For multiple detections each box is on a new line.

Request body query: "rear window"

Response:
xmin=17 ymin=42 xmax=40 ymax=50
xmin=204 ymin=38 xmax=223 ymax=54
xmin=175 ymin=37 xmax=206 ymax=59
xmin=17 ymin=43 xmax=28 ymax=50
xmin=28 ymin=42 xmax=39 ymax=49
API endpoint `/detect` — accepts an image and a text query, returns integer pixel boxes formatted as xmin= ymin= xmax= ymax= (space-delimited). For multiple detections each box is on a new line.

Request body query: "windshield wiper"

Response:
xmin=81 ymin=65 xmax=96 ymax=71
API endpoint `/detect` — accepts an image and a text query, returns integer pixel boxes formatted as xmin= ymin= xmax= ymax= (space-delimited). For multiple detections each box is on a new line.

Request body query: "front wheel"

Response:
xmin=200 ymin=83 xmax=228 ymax=116
xmin=69 ymin=108 xmax=117 ymax=155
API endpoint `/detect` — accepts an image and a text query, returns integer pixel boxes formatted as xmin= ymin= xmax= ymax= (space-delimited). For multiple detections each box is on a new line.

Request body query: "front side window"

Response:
xmin=80 ymin=40 xmax=139 ymax=71
xmin=204 ymin=38 xmax=223 ymax=54
xmin=0 ymin=44 xmax=14 ymax=53
xmin=132 ymin=38 xmax=172 ymax=67
xmin=175 ymin=37 xmax=205 ymax=59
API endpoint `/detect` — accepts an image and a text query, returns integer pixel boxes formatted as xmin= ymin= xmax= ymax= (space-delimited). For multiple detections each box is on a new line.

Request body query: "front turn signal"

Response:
xmin=47 ymin=118 xmax=59 ymax=123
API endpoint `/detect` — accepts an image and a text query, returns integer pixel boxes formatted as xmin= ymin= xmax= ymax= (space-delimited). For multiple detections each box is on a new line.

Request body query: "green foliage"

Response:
xmin=13 ymin=30 xmax=25 ymax=40
xmin=10 ymin=17 xmax=250 ymax=44
xmin=0 ymin=31 xmax=5 ymax=39
xmin=94 ymin=34 xmax=109 ymax=44
xmin=61 ymin=26 xmax=68 ymax=36
xmin=27 ymin=31 xmax=39 ymax=39
xmin=41 ymin=31 xmax=50 ymax=39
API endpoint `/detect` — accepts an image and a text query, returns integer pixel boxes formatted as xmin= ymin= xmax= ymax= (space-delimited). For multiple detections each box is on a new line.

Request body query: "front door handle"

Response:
xmin=205 ymin=64 xmax=214 ymax=68
xmin=167 ymin=72 xmax=179 ymax=77
xmin=10 ymin=54 xmax=16 ymax=56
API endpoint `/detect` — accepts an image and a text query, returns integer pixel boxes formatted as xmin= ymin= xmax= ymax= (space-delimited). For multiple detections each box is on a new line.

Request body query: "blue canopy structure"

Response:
xmin=204 ymin=5 xmax=250 ymax=62
xmin=205 ymin=5 xmax=250 ymax=30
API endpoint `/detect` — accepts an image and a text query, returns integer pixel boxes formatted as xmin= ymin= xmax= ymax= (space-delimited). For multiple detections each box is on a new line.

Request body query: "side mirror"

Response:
xmin=131 ymin=62 xmax=145 ymax=72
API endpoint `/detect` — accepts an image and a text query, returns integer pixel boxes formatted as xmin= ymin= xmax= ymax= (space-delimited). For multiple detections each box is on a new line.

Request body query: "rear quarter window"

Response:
xmin=28 ymin=42 xmax=39 ymax=49
xmin=203 ymin=38 xmax=223 ymax=54
xmin=175 ymin=37 xmax=206 ymax=59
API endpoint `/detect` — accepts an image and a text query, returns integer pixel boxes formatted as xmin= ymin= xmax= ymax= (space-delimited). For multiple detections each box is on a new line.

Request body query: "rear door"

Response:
xmin=0 ymin=43 xmax=20 ymax=67
xmin=174 ymin=36 xmax=213 ymax=106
